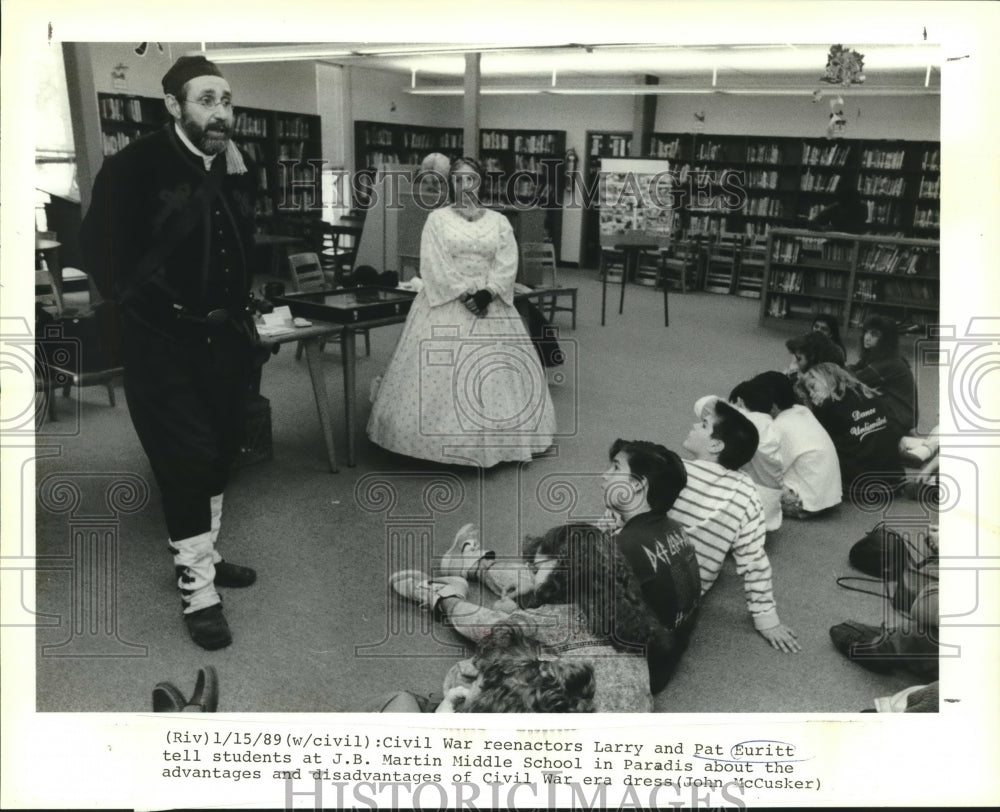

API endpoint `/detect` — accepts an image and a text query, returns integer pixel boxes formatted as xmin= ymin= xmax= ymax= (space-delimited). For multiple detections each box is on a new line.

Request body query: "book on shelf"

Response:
xmin=233 ymin=112 xmax=268 ymax=137
xmin=747 ymin=143 xmax=782 ymax=164
xmin=858 ymin=174 xmax=906 ymax=197
xmin=860 ymin=148 xmax=905 ymax=169
xmin=802 ymin=143 xmax=850 ymax=166
xmin=800 ymin=169 xmax=841 ymax=192
xmin=920 ymin=148 xmax=940 ymax=171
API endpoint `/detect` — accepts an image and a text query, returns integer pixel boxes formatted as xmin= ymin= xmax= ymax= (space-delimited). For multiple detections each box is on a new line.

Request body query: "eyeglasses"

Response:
xmin=186 ymin=96 xmax=233 ymax=112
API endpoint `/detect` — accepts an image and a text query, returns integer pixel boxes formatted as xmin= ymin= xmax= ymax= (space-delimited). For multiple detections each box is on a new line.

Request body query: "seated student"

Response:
xmin=370 ymin=621 xmax=596 ymax=713
xmin=799 ymin=362 xmax=905 ymax=497
xmin=848 ymin=315 xmax=918 ymax=436
xmin=811 ymin=313 xmax=847 ymax=359
xmin=392 ymin=523 xmax=668 ymax=711
xmin=753 ymin=371 xmax=842 ymax=518
xmin=713 ymin=383 xmax=785 ymax=531
xmin=600 ymin=439 xmax=702 ymax=688
xmin=785 ymin=330 xmax=848 ymax=403
xmin=785 ymin=330 xmax=847 ymax=375
xmin=667 ymin=399 xmax=801 ymax=653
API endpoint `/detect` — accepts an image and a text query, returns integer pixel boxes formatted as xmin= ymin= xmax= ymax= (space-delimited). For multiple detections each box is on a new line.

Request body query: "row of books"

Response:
xmin=746 ymin=143 xmax=783 ymax=164
xmin=745 ymin=169 xmax=780 ymax=189
xmin=746 ymin=196 xmax=785 ymax=217
xmin=651 ymin=137 xmax=682 ymax=158
xmin=918 ymin=176 xmax=941 ymax=199
xmin=503 ymin=134 xmax=558 ymax=154
xmin=689 ymin=215 xmax=731 ymax=234
xmin=100 ymin=96 xmax=146 ymax=122
xmin=800 ymin=170 xmax=841 ymax=192
xmin=744 ymin=221 xmax=772 ymax=238
xmin=854 ymin=278 xmax=879 ymax=301
xmin=860 ymin=148 xmax=906 ymax=169
xmin=765 ymin=295 xmax=842 ymax=320
xmin=769 ymin=270 xmax=808 ymax=293
xmin=820 ymin=242 xmax=853 ymax=264
xmin=858 ymin=174 xmax=907 ymax=197
xmin=233 ymin=112 xmax=269 ymax=137
xmin=403 ymin=131 xmax=462 ymax=150
xmin=590 ymin=134 xmax=633 ymax=157
xmin=770 ymin=237 xmax=803 ymax=264
xmin=864 ymin=199 xmax=902 ymax=226
xmin=276 ymin=117 xmax=313 ymax=140
xmin=880 ymin=279 xmax=938 ymax=302
xmin=695 ymin=142 xmax=728 ymax=160
xmin=802 ymin=143 xmax=851 ymax=167
xmin=361 ymin=128 xmax=394 ymax=146
xmin=857 ymin=245 xmax=933 ymax=275
xmin=102 ymin=130 xmax=142 ymax=156
xmin=921 ymin=148 xmax=940 ymax=171
xmin=913 ymin=207 xmax=940 ymax=228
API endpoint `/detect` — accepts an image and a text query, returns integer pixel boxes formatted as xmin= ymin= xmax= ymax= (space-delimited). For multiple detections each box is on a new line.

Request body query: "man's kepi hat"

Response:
xmin=162 ymin=55 xmax=224 ymax=97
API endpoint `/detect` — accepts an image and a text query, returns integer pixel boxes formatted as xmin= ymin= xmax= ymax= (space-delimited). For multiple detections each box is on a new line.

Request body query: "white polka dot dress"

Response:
xmin=367 ymin=207 xmax=556 ymax=467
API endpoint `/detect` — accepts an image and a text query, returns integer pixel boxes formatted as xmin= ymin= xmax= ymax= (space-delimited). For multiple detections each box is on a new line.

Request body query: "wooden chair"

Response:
xmin=35 ymin=309 xmax=123 ymax=422
xmin=704 ymin=231 xmax=742 ymax=294
xmin=659 ymin=232 xmax=705 ymax=293
xmin=734 ymin=233 xmax=767 ymax=298
xmin=520 ymin=241 xmax=558 ymax=288
xmin=286 ymin=252 xmax=370 ymax=358
xmin=520 ymin=241 xmax=575 ymax=327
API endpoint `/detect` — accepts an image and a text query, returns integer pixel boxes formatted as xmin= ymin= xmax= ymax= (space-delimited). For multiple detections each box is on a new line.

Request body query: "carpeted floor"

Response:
xmin=34 ymin=266 xmax=939 ymax=712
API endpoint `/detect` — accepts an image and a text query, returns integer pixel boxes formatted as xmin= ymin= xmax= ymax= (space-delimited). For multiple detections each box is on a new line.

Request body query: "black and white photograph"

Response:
xmin=2 ymin=1 xmax=998 ymax=809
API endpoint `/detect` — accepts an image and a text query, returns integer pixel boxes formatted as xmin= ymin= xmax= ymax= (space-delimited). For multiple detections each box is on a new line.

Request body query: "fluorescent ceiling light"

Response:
xmin=406 ymin=85 xmax=939 ymax=97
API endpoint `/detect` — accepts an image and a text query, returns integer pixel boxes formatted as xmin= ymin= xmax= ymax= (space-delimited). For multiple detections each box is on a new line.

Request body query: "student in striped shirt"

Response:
xmin=668 ymin=399 xmax=801 ymax=654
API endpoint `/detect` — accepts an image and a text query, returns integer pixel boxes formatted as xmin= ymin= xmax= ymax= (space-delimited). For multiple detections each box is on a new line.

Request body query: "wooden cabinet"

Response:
xmin=759 ymin=228 xmax=939 ymax=334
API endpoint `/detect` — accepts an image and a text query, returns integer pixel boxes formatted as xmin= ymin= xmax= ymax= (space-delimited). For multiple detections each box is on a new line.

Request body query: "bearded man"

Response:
xmin=80 ymin=55 xmax=260 ymax=650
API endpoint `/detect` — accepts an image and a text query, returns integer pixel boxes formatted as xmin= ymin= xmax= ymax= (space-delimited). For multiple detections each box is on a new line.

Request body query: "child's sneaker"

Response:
xmin=390 ymin=570 xmax=468 ymax=610
xmin=439 ymin=524 xmax=490 ymax=579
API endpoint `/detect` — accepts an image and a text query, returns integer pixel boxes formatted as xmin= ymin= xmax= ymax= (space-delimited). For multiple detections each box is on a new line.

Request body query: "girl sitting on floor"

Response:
xmin=848 ymin=315 xmax=918 ymax=436
xmin=800 ymin=362 xmax=904 ymax=498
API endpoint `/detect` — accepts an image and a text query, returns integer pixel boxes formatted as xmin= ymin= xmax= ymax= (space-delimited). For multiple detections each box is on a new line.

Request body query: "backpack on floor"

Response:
xmin=838 ymin=522 xmax=939 ymax=615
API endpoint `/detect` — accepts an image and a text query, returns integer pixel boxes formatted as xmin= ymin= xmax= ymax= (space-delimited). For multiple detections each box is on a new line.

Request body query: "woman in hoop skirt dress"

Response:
xmin=367 ymin=157 xmax=556 ymax=467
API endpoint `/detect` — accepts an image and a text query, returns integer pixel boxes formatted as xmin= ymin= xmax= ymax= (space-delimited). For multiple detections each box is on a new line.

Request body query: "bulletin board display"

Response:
xmin=598 ymin=158 xmax=674 ymax=249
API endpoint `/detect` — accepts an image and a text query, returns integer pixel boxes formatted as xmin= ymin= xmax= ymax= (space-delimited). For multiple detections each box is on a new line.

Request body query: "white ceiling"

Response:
xmin=202 ymin=42 xmax=940 ymax=92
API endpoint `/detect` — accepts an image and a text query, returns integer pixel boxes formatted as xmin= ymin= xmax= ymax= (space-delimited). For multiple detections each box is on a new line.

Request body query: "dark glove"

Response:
xmin=471 ymin=289 xmax=493 ymax=312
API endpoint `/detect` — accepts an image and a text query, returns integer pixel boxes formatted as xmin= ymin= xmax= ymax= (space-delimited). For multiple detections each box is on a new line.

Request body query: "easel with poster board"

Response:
xmin=598 ymin=157 xmax=674 ymax=325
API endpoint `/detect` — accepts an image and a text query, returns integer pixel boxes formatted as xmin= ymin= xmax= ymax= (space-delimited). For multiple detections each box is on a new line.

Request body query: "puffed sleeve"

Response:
xmin=420 ymin=209 xmax=472 ymax=308
xmin=484 ymin=212 xmax=518 ymax=306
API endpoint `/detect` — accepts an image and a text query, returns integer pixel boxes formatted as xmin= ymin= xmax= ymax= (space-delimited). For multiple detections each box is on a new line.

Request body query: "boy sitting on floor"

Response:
xmin=668 ymin=398 xmax=801 ymax=653
xmin=600 ymin=439 xmax=702 ymax=687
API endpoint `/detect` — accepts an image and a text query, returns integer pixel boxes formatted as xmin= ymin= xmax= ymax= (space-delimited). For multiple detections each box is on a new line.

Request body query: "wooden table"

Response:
xmin=600 ymin=243 xmax=669 ymax=327
xmin=260 ymin=320 xmax=344 ymax=472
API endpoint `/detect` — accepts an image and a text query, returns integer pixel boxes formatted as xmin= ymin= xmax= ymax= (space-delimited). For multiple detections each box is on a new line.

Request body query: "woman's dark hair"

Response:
xmin=607 ymin=439 xmax=687 ymax=514
xmin=519 ymin=524 xmax=668 ymax=657
xmin=786 ymin=331 xmax=846 ymax=369
xmin=858 ymin=315 xmax=900 ymax=364
xmin=459 ymin=621 xmax=595 ymax=713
